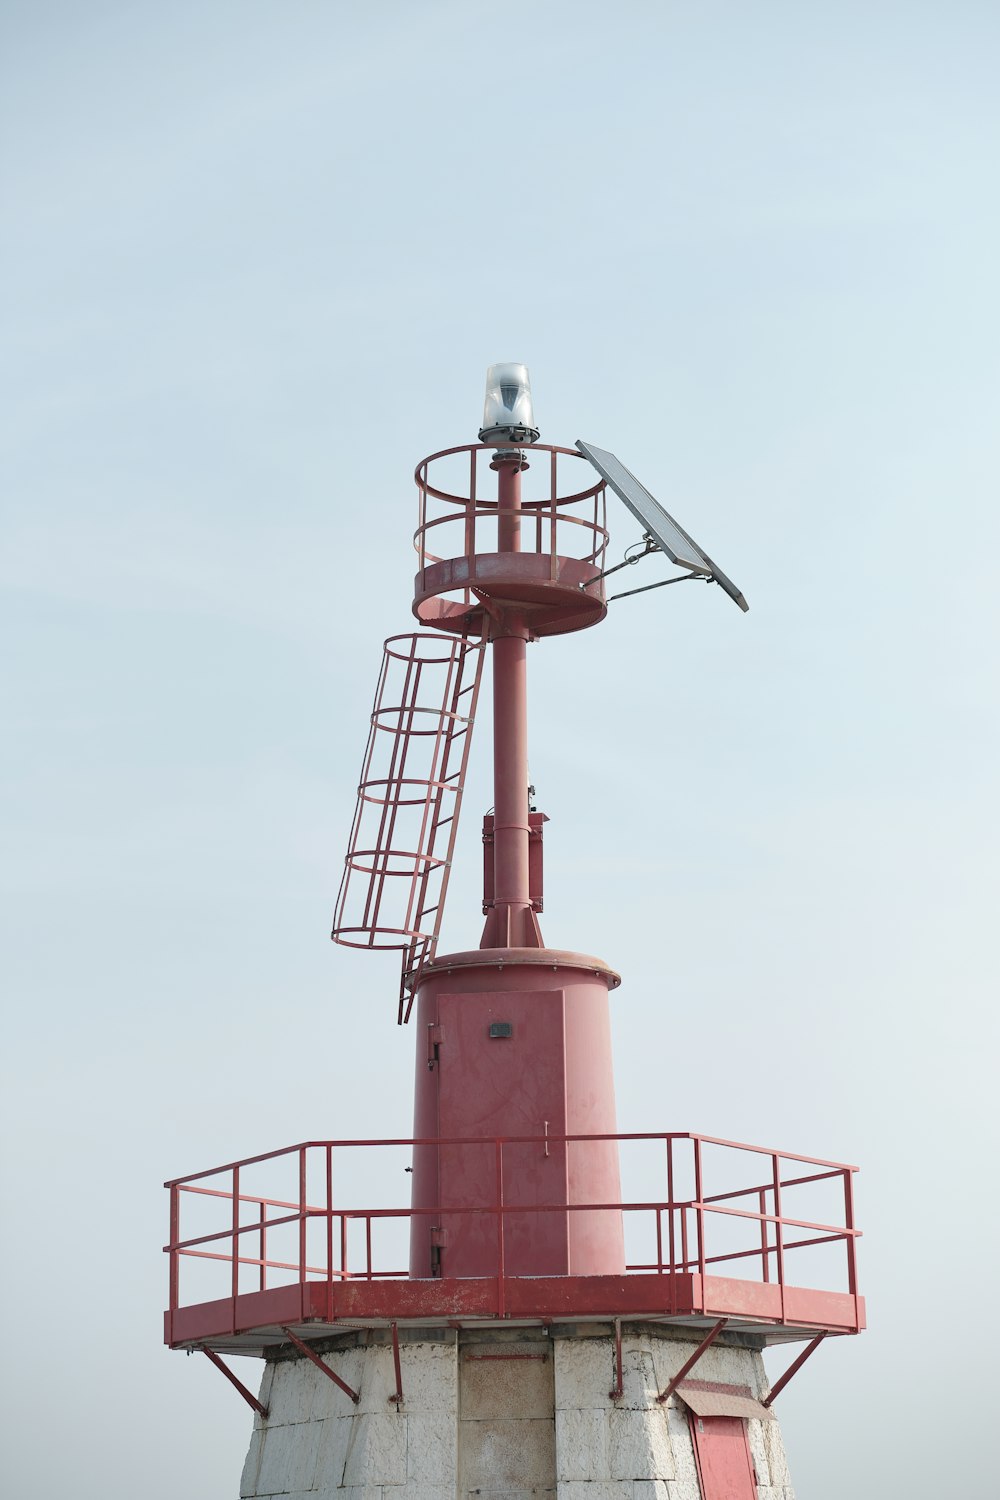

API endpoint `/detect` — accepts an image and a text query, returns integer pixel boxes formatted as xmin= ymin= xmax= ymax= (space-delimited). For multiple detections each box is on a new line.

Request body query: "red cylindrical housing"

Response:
xmin=409 ymin=951 xmax=625 ymax=1279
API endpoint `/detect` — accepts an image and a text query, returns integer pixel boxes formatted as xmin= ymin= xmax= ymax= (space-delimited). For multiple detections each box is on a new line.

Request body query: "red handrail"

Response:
xmin=165 ymin=1131 xmax=861 ymax=1331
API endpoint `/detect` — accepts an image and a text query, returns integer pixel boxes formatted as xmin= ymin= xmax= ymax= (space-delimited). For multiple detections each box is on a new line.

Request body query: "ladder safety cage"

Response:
xmin=331 ymin=632 xmax=485 ymax=1019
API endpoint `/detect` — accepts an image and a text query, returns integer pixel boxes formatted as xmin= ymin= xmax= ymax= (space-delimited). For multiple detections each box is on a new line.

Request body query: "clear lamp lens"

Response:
xmin=480 ymin=362 xmax=539 ymax=443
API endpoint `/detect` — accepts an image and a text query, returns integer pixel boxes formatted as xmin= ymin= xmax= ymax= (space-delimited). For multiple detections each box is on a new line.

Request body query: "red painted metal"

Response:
xmin=164 ymin=1131 xmax=863 ymax=1352
xmin=200 ymin=1347 xmax=268 ymax=1416
xmin=281 ymin=1327 xmax=360 ymax=1403
xmin=408 ymin=964 xmax=624 ymax=1278
xmin=762 ymin=1332 xmax=827 ymax=1406
xmin=411 ymin=443 xmax=609 ymax=639
xmin=331 ymin=631 xmax=484 ymax=1012
xmin=689 ymin=1413 xmax=758 ymax=1500
xmin=656 ymin=1320 xmax=728 ymax=1405
xmin=482 ymin=813 xmax=546 ymax=915
xmin=479 ymin=453 xmax=542 ymax=950
xmin=389 ymin=1322 xmax=403 ymax=1407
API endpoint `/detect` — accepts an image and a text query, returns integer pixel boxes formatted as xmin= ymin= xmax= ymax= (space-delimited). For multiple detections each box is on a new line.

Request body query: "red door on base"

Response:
xmin=689 ymin=1414 xmax=757 ymax=1499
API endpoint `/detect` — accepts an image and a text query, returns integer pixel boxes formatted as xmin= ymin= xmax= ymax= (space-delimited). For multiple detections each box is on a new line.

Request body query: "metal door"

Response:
xmin=689 ymin=1414 xmax=757 ymax=1499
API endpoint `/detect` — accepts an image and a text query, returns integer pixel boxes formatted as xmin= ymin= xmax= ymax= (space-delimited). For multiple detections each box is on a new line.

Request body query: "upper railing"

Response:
xmin=414 ymin=443 xmax=609 ymax=575
xmin=165 ymin=1131 xmax=861 ymax=1331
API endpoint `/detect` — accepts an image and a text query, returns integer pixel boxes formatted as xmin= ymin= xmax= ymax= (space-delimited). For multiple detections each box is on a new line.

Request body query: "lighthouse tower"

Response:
xmin=164 ymin=367 xmax=863 ymax=1500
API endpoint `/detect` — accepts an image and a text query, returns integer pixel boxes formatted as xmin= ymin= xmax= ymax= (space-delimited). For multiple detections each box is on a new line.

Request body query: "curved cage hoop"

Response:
xmin=332 ymin=632 xmax=484 ymax=1014
xmin=414 ymin=442 xmax=610 ymax=578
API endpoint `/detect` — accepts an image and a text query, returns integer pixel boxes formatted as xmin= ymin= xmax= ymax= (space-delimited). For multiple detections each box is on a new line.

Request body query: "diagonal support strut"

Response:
xmin=282 ymin=1327 xmax=361 ymax=1404
xmin=655 ymin=1319 xmax=728 ymax=1405
xmin=389 ymin=1321 xmax=404 ymax=1407
xmin=200 ymin=1346 xmax=268 ymax=1417
xmin=762 ymin=1333 xmax=827 ymax=1407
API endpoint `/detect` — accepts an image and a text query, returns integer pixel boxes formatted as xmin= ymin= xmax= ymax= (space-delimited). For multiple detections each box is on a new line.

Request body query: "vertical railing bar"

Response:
xmin=231 ymin=1166 xmax=240 ymax=1304
xmin=759 ymin=1188 xmax=769 ymax=1284
xmin=550 ymin=448 xmax=558 ymax=579
xmin=259 ymin=1199 xmax=266 ymax=1292
xmin=467 ymin=448 xmax=476 ymax=560
xmin=366 ymin=1215 xmax=373 ymax=1281
xmin=169 ymin=1184 xmax=180 ymax=1313
xmin=298 ymin=1147 xmax=307 ymax=1284
xmin=844 ymin=1167 xmax=858 ymax=1326
xmin=666 ymin=1138 xmax=675 ymax=1272
xmin=694 ymin=1137 xmax=705 ymax=1282
xmin=326 ymin=1145 xmax=334 ymax=1289
xmin=772 ymin=1152 xmax=785 ymax=1322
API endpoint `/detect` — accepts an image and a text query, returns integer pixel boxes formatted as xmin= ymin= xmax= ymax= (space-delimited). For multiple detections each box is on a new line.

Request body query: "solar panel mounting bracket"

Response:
xmin=575 ymin=439 xmax=749 ymax=612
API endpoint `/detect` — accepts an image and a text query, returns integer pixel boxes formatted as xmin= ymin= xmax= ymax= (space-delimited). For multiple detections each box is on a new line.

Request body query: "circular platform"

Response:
xmin=414 ymin=552 xmax=606 ymax=637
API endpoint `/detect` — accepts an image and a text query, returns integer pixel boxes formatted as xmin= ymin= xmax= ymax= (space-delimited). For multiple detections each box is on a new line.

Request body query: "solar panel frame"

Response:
xmin=575 ymin=440 xmax=749 ymax=612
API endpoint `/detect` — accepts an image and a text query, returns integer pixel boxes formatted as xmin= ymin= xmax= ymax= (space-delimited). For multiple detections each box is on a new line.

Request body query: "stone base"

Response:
xmin=239 ymin=1326 xmax=795 ymax=1500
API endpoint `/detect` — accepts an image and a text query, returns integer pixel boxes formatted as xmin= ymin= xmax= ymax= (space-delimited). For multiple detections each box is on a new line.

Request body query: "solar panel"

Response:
xmin=575 ymin=439 xmax=749 ymax=612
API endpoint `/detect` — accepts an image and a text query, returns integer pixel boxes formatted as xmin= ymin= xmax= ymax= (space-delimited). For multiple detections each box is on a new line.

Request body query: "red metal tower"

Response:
xmin=164 ymin=367 xmax=863 ymax=1500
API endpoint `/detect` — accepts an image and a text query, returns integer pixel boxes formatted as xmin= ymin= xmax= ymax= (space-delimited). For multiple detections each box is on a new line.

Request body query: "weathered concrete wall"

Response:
xmin=458 ymin=1336 xmax=556 ymax=1499
xmin=238 ymin=1326 xmax=794 ymax=1500
xmin=240 ymin=1335 xmax=457 ymax=1500
xmin=553 ymin=1330 xmax=794 ymax=1500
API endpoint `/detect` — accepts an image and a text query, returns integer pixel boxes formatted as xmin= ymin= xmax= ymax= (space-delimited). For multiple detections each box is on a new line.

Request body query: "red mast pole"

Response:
xmin=483 ymin=454 xmax=540 ymax=949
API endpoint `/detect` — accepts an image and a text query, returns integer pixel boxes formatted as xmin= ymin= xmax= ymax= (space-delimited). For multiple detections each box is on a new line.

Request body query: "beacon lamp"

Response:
xmin=478 ymin=361 xmax=540 ymax=444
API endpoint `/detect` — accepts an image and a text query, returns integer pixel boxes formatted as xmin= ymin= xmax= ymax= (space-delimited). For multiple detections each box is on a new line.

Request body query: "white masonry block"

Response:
xmin=608 ymin=1406 xmax=674 ymax=1481
xmin=557 ymin=1406 xmax=612 ymax=1481
xmin=342 ymin=1412 xmax=407 ymax=1487
xmin=237 ymin=1328 xmax=797 ymax=1500
xmin=312 ymin=1415 xmax=357 ymax=1492
xmin=632 ymin=1481 xmax=672 ymax=1500
xmin=557 ymin=1482 xmax=634 ymax=1500
xmin=254 ymin=1415 xmax=327 ymax=1495
xmin=762 ymin=1413 xmax=793 ymax=1488
xmin=664 ymin=1482 xmax=703 ymax=1500
xmin=405 ymin=1413 xmax=457 ymax=1484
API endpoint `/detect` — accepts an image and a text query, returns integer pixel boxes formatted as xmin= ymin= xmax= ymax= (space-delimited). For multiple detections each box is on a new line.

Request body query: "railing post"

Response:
xmin=759 ymin=1188 xmax=769 ymax=1284
xmin=772 ymin=1153 xmax=785 ymax=1321
xmin=844 ymin=1168 xmax=858 ymax=1323
xmin=326 ymin=1145 xmax=334 ymax=1288
xmin=466 ymin=450 xmax=475 ymax=560
xmin=549 ymin=448 xmax=558 ymax=579
xmin=666 ymin=1138 xmax=675 ymax=1273
xmin=169 ymin=1184 xmax=180 ymax=1313
xmin=259 ymin=1199 xmax=266 ymax=1292
xmin=693 ymin=1137 xmax=705 ymax=1282
xmin=298 ymin=1147 xmax=307 ymax=1284
xmin=231 ymin=1166 xmax=240 ymax=1306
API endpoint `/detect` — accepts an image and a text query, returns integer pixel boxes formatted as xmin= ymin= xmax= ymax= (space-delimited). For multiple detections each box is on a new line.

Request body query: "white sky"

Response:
xmin=2 ymin=3 xmax=998 ymax=1497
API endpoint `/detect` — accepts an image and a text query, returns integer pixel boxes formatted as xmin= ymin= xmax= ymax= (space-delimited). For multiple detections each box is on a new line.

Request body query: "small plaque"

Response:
xmin=489 ymin=1021 xmax=513 ymax=1039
